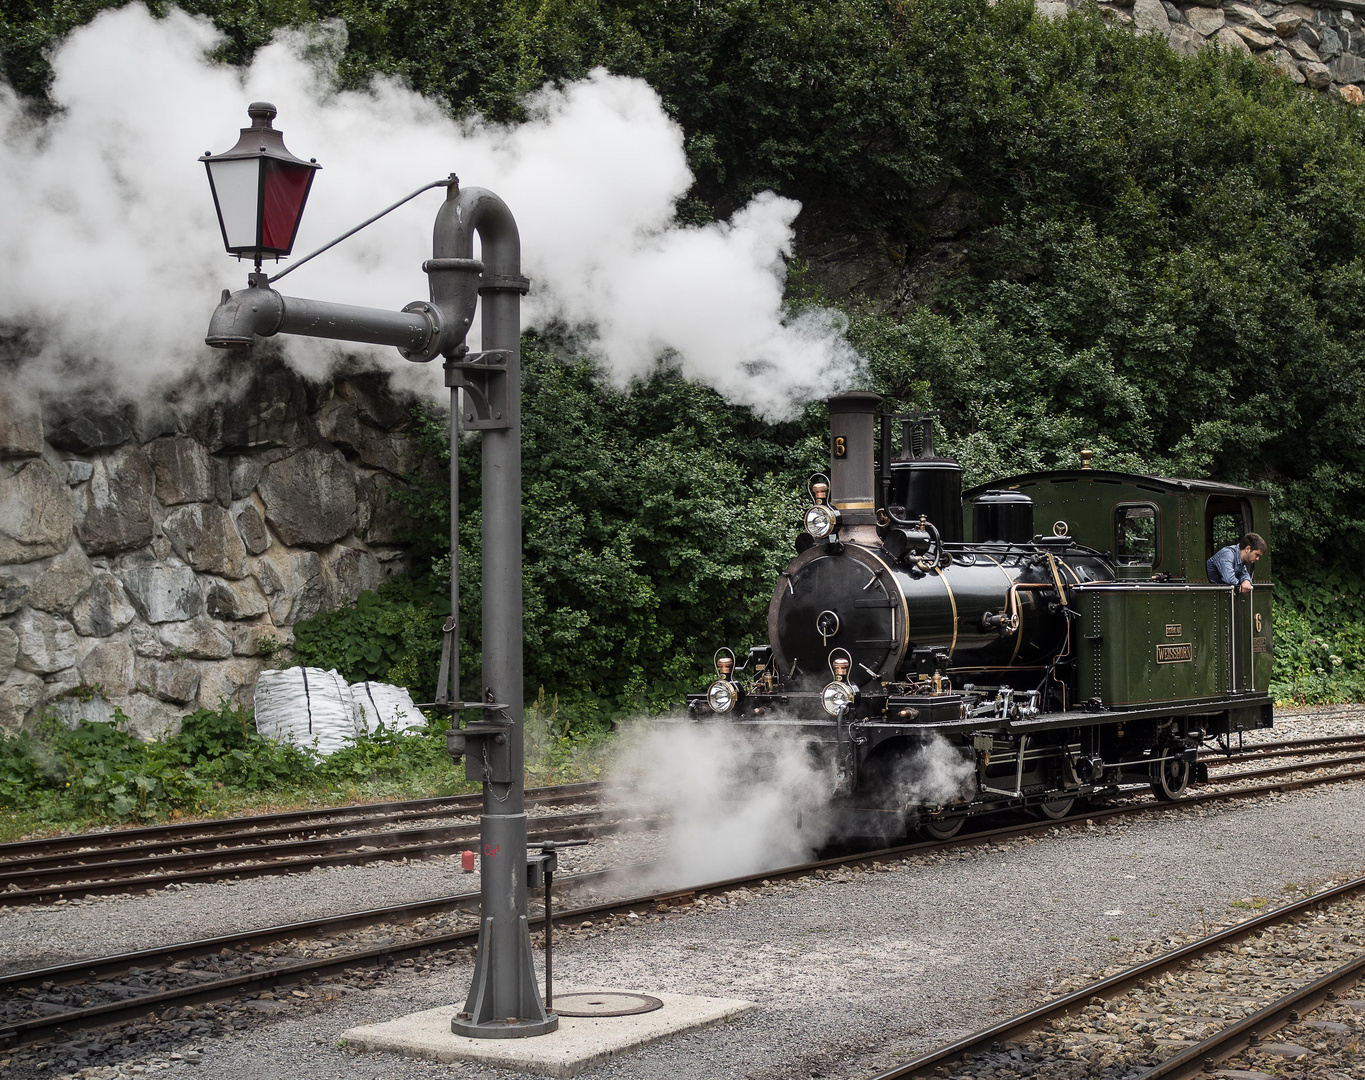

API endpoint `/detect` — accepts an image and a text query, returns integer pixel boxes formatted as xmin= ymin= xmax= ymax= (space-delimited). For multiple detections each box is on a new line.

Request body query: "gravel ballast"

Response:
xmin=2 ymin=711 xmax=1363 ymax=1079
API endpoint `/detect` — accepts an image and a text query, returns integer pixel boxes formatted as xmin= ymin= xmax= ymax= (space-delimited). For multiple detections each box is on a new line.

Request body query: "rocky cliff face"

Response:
xmin=0 ymin=360 xmax=426 ymax=738
xmin=1062 ymin=0 xmax=1365 ymax=94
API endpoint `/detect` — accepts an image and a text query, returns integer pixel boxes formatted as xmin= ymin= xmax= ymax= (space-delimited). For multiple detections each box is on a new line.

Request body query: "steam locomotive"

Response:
xmin=686 ymin=393 xmax=1274 ymax=836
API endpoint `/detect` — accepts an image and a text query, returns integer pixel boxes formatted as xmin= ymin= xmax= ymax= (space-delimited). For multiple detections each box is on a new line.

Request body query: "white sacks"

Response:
xmin=350 ymin=680 xmax=424 ymax=734
xmin=252 ymin=668 xmax=426 ymax=755
xmin=253 ymin=667 xmax=363 ymax=756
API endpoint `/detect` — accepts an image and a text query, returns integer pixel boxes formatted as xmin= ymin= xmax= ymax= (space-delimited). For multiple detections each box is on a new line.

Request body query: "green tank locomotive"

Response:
xmin=686 ymin=393 xmax=1274 ymax=836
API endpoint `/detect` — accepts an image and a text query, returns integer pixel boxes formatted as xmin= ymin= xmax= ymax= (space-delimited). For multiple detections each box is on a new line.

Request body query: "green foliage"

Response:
xmin=0 ymin=701 xmax=467 ymax=825
xmin=291 ymin=577 xmax=447 ymax=695
xmin=8 ymin=0 xmax=1365 ymax=718
xmin=314 ymin=714 xmax=453 ymax=781
xmin=1270 ymin=571 xmax=1365 ymax=704
xmin=446 ymin=335 xmax=824 ymax=729
xmin=0 ymin=712 xmax=206 ymax=821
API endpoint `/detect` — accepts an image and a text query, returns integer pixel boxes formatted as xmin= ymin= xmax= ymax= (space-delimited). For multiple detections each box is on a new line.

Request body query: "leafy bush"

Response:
xmin=1270 ymin=572 xmax=1365 ymax=704
xmin=0 ymin=713 xmax=204 ymax=821
xmin=0 ymin=701 xmax=463 ymax=824
xmin=9 ymin=0 xmax=1365 ymax=717
xmin=291 ymin=578 xmax=447 ymax=695
xmin=315 ymin=715 xmax=453 ymax=783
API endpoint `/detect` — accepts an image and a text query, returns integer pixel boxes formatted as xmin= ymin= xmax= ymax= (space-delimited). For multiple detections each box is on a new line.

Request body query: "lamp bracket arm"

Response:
xmin=267 ymin=174 xmax=459 ymax=285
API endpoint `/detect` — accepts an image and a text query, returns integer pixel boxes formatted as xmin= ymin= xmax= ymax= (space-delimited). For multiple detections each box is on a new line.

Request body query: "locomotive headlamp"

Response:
xmin=708 ymin=679 xmax=741 ymax=714
xmin=805 ymin=504 xmax=840 ymax=539
xmin=822 ymin=680 xmax=856 ymax=716
xmin=708 ymin=648 xmax=741 ymax=713
xmin=822 ymin=653 xmax=856 ymax=715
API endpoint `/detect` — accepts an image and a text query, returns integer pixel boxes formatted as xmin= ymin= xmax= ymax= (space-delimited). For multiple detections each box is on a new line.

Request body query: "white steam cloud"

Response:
xmin=608 ymin=723 xmax=980 ymax=884
xmin=884 ymin=735 xmax=977 ymax=810
xmin=0 ymin=5 xmax=862 ymax=417
xmin=610 ymin=721 xmax=837 ymax=888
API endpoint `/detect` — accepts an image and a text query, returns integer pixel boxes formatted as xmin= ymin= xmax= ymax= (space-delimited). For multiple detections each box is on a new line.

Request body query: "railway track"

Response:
xmin=1201 ymin=730 xmax=1365 ymax=762
xmin=0 ymin=782 xmax=606 ymax=906
xmin=3 ymin=737 xmax=1364 ymax=906
xmin=0 ymin=781 xmax=604 ymax=861
xmin=4 ymin=760 xmax=1365 ymax=1054
xmin=868 ymin=872 xmax=1365 ymax=1079
xmin=0 ymin=806 xmax=646 ymax=906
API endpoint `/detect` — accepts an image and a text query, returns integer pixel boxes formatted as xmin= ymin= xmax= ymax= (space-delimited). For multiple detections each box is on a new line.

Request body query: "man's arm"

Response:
xmin=1210 ymin=546 xmax=1241 ymax=585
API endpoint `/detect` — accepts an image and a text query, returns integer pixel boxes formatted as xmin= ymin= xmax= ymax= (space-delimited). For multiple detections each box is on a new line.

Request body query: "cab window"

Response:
xmin=1114 ymin=504 xmax=1159 ymax=567
xmin=1206 ymin=495 xmax=1250 ymax=559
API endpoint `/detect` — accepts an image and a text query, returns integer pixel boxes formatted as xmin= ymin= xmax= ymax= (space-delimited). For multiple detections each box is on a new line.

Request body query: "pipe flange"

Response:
xmin=398 ymin=301 xmax=446 ymax=363
xmin=479 ymin=273 xmax=530 ymax=295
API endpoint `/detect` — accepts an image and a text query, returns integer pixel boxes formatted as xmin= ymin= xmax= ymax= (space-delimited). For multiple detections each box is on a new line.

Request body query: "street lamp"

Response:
xmin=200 ymin=102 xmax=320 ymax=269
xmin=203 ymin=103 xmax=553 ymax=1039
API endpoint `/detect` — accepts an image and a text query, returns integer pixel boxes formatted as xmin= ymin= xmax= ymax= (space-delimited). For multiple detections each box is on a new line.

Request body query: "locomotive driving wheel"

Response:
xmin=917 ymin=814 xmax=964 ymax=840
xmin=1150 ymin=752 xmax=1191 ymax=800
xmin=1032 ymin=796 xmax=1076 ymax=820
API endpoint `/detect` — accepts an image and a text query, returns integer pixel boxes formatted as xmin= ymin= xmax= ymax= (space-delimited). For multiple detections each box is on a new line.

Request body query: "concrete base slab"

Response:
xmin=340 ymin=987 xmax=754 ymax=1077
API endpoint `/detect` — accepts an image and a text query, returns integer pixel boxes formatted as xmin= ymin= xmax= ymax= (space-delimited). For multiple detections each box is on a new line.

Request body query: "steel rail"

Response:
xmin=1201 ymin=736 xmax=1365 ymax=764
xmin=7 ymin=751 xmax=1364 ymax=906
xmin=865 ymin=871 xmax=1365 ymax=1080
xmin=2 ymin=731 xmax=1357 ymax=867
xmin=0 ymin=791 xmax=602 ymax=873
xmin=0 ymin=817 xmax=649 ymax=907
xmin=0 ymin=782 xmax=604 ymax=861
xmin=5 ymin=766 xmax=1365 ymax=1047
xmin=26 ymin=745 xmax=1351 ymax=894
xmin=1201 ymin=732 xmax=1365 ymax=759
xmin=1202 ymin=751 xmax=1365 ymax=783
xmin=0 ymin=865 xmax=624 ymax=993
xmin=1142 ymin=952 xmax=1365 ymax=1078
xmin=0 ymin=809 xmax=609 ymax=888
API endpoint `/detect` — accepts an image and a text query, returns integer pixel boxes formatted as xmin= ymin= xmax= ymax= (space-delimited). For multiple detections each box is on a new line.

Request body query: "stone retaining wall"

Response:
xmin=1042 ymin=0 xmax=1365 ymax=99
xmin=0 ymin=360 xmax=427 ymax=738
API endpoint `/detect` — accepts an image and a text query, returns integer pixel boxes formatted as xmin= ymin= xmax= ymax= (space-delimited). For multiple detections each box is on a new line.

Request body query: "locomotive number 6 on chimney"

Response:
xmin=686 ymin=394 xmax=1274 ymax=837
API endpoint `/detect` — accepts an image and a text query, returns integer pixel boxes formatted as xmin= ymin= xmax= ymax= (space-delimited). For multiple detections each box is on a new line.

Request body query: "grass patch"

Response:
xmin=0 ymin=697 xmax=622 ymax=844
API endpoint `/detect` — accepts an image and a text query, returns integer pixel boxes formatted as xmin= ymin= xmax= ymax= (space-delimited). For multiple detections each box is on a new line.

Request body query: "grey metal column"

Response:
xmin=435 ymin=188 xmax=553 ymax=1038
xmin=206 ymin=179 xmax=552 ymax=1037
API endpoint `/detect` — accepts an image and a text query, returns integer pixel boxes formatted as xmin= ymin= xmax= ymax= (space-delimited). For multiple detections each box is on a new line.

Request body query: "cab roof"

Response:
xmin=962 ymin=469 xmax=1271 ymax=500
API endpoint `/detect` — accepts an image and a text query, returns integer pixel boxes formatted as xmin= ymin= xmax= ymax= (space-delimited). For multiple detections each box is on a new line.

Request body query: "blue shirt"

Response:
xmin=1206 ymin=544 xmax=1251 ymax=586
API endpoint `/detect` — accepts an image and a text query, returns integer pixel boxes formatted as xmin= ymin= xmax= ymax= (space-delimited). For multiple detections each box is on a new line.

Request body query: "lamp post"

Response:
xmin=203 ymin=103 xmax=555 ymax=1039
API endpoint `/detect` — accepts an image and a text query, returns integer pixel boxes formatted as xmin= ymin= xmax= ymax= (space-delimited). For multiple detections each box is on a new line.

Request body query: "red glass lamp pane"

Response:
xmin=260 ymin=159 xmax=315 ymax=255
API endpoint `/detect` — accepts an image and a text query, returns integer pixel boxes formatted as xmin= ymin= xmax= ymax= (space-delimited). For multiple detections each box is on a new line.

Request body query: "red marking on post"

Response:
xmin=484 ymin=843 xmax=501 ymax=858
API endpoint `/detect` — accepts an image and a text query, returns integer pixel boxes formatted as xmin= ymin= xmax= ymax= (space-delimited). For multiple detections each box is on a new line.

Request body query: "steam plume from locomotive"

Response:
xmin=0 ymin=5 xmax=860 ymax=417
xmin=610 ymin=721 xmax=837 ymax=887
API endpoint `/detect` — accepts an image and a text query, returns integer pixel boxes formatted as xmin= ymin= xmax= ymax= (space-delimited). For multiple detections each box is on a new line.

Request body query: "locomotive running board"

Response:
xmin=851 ymin=692 xmax=1274 ymax=737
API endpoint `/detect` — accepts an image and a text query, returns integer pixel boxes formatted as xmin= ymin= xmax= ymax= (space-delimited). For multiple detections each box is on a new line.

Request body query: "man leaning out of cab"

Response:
xmin=1206 ymin=533 xmax=1267 ymax=595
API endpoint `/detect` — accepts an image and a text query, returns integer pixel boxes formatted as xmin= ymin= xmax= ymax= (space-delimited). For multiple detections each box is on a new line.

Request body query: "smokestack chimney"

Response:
xmin=827 ymin=392 xmax=882 ymax=528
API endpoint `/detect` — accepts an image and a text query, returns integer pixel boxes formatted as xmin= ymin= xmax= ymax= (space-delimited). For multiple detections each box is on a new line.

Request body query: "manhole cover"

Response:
xmin=551 ymin=992 xmax=664 ymax=1017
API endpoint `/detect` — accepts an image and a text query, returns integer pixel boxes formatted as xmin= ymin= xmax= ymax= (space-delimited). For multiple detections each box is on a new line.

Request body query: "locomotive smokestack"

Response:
xmin=828 ymin=392 xmax=883 ymax=530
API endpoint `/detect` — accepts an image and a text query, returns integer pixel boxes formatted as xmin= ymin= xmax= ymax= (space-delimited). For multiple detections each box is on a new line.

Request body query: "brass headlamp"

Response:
xmin=707 ymin=648 xmax=742 ymax=714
